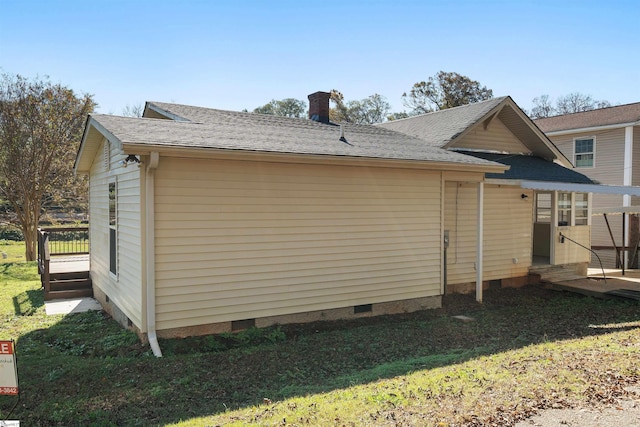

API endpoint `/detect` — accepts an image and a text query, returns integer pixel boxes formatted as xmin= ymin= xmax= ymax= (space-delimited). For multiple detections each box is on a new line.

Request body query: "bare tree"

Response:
xmin=528 ymin=93 xmax=613 ymax=118
xmin=402 ymin=71 xmax=493 ymax=114
xmin=0 ymin=74 xmax=95 ymax=260
xmin=529 ymin=95 xmax=555 ymax=119
xmin=329 ymin=91 xmax=391 ymax=124
xmin=555 ymin=93 xmax=611 ymax=115
xmin=121 ymin=103 xmax=144 ymax=118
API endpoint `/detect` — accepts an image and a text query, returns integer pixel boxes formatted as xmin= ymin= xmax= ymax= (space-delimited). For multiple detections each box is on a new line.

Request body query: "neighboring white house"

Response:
xmin=75 ymin=93 xmax=611 ymax=355
xmin=535 ymin=103 xmax=640 ymax=268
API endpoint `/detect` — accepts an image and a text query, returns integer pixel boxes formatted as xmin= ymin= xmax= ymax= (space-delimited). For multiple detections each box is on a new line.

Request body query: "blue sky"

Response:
xmin=1 ymin=0 xmax=639 ymax=115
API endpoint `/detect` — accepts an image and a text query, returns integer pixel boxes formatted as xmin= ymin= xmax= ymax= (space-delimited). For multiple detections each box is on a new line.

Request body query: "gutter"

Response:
xmin=145 ymin=152 xmax=162 ymax=357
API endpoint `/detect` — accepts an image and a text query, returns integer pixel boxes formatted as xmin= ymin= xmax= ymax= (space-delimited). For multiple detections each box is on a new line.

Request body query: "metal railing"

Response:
xmin=37 ymin=227 xmax=89 ymax=293
xmin=559 ymin=232 xmax=606 ymax=284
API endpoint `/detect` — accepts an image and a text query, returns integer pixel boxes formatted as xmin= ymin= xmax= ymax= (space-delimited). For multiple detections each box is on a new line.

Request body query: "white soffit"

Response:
xmin=520 ymin=180 xmax=640 ymax=196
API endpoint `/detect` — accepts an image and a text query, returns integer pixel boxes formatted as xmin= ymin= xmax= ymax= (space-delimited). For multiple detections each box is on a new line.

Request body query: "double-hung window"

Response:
xmin=574 ymin=137 xmax=594 ymax=168
xmin=109 ymin=180 xmax=117 ymax=276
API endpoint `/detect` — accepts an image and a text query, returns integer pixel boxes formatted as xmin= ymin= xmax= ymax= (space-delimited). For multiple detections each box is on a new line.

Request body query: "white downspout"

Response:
xmin=476 ymin=181 xmax=484 ymax=303
xmin=146 ymin=152 xmax=162 ymax=357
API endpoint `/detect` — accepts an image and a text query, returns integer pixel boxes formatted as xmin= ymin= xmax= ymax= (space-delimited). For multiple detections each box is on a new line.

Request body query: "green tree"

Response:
xmin=0 ymin=74 xmax=95 ymax=260
xmin=329 ymin=90 xmax=391 ymax=124
xmin=253 ymin=98 xmax=307 ymax=118
xmin=402 ymin=71 xmax=493 ymax=114
xmin=386 ymin=111 xmax=411 ymax=121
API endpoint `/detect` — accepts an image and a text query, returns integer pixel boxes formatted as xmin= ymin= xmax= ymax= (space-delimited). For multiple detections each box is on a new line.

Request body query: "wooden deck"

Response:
xmin=49 ymin=254 xmax=90 ymax=274
xmin=548 ymin=268 xmax=640 ymax=301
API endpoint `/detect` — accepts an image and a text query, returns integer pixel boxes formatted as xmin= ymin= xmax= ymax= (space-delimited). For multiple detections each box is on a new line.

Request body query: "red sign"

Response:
xmin=0 ymin=341 xmax=14 ymax=354
xmin=0 ymin=340 xmax=18 ymax=395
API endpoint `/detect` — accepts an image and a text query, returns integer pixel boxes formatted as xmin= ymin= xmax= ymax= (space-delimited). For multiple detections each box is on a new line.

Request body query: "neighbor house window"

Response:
xmin=574 ymin=137 xmax=594 ymax=167
xmin=575 ymin=193 xmax=589 ymax=225
xmin=109 ymin=181 xmax=117 ymax=276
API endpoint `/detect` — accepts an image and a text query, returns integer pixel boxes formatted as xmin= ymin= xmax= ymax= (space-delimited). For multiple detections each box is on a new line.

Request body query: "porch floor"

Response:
xmin=547 ymin=268 xmax=640 ymax=300
xmin=49 ymin=254 xmax=89 ymax=274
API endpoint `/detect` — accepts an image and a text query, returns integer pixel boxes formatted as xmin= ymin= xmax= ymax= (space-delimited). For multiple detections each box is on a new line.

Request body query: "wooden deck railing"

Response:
xmin=37 ymin=227 xmax=89 ymax=294
xmin=37 ymin=228 xmax=51 ymax=294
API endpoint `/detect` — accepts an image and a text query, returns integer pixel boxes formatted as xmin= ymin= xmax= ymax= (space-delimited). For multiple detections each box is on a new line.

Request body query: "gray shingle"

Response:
xmin=457 ymin=151 xmax=595 ymax=184
xmin=535 ymin=102 xmax=640 ymax=133
xmin=91 ymin=105 xmax=504 ymax=167
xmin=377 ymin=97 xmax=508 ymax=147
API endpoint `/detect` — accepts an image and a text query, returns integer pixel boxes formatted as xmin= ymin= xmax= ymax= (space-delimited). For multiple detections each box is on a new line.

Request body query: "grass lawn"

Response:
xmin=0 ymin=261 xmax=639 ymax=426
xmin=0 ymin=240 xmax=28 ymax=264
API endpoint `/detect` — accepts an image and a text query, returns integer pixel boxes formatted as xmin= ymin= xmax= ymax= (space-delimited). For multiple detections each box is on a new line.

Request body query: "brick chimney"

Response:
xmin=308 ymin=91 xmax=331 ymax=123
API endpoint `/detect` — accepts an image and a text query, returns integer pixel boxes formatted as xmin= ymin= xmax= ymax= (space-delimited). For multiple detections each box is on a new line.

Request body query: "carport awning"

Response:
xmin=519 ymin=180 xmax=640 ymax=196
xmin=592 ymin=206 xmax=640 ymax=215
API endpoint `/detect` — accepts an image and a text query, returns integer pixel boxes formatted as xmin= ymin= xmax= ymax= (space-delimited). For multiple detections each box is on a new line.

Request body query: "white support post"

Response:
xmin=476 ymin=182 xmax=484 ymax=303
xmin=623 ymin=126 xmax=633 ymax=269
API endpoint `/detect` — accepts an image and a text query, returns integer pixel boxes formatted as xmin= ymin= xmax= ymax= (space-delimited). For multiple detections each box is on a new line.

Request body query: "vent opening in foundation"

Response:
xmin=354 ymin=304 xmax=372 ymax=314
xmin=232 ymin=318 xmax=256 ymax=332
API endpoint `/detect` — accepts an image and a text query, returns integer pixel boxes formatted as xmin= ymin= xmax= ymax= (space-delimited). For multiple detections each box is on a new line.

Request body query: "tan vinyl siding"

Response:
xmin=553 ymin=226 xmax=591 ymax=265
xmin=549 ymin=128 xmax=626 ymax=248
xmin=550 ymin=128 xmax=626 ymax=183
xmin=483 ymin=185 xmax=533 ymax=279
xmin=154 ymin=158 xmax=442 ymax=330
xmin=632 ymin=126 xmax=640 ymax=206
xmin=444 ymin=182 xmax=477 ymax=284
xmin=591 ymin=194 xmax=624 ymax=247
xmin=444 ymin=183 xmax=533 ymax=285
xmin=453 ymin=118 xmax=531 ymax=154
xmin=89 ymin=139 xmax=143 ymax=329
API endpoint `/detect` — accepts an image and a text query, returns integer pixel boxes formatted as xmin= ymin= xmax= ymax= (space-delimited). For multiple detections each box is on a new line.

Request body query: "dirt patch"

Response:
xmin=516 ymin=386 xmax=640 ymax=427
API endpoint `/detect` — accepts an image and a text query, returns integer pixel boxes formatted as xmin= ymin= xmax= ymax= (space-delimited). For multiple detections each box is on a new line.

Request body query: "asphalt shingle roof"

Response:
xmin=457 ymin=151 xmax=595 ymax=184
xmin=377 ymin=97 xmax=508 ymax=147
xmin=90 ymin=106 xmax=505 ymax=167
xmin=535 ymin=102 xmax=640 ymax=133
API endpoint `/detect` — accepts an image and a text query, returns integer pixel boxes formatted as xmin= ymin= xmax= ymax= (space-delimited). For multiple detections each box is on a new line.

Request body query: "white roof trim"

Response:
xmin=545 ymin=121 xmax=640 ymax=136
xmin=520 ymin=180 xmax=640 ymax=196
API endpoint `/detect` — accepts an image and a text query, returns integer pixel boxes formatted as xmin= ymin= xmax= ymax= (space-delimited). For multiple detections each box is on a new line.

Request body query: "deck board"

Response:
xmin=548 ymin=268 xmax=640 ymax=300
xmin=49 ymin=255 xmax=89 ymax=274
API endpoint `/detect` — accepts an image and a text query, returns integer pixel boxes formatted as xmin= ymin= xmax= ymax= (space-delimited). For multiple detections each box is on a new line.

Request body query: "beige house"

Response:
xmin=535 ymin=103 xmax=640 ymax=268
xmin=76 ymin=93 xmax=599 ymax=356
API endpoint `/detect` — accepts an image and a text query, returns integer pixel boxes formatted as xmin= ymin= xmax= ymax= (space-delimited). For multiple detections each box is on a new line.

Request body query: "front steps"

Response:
xmin=529 ymin=264 xmax=586 ymax=284
xmin=44 ymin=271 xmax=93 ymax=301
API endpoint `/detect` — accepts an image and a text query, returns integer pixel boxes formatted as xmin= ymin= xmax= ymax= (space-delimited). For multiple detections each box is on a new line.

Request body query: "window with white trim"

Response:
xmin=558 ymin=192 xmax=571 ymax=226
xmin=575 ymin=193 xmax=589 ymax=225
xmin=574 ymin=137 xmax=594 ymax=168
xmin=109 ymin=180 xmax=117 ymax=276
xmin=535 ymin=193 xmax=551 ymax=223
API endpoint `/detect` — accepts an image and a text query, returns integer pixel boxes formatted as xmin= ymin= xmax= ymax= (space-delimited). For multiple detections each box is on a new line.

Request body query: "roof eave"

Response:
xmin=120 ymin=142 xmax=509 ymax=173
xmin=74 ymin=116 xmax=123 ymax=175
